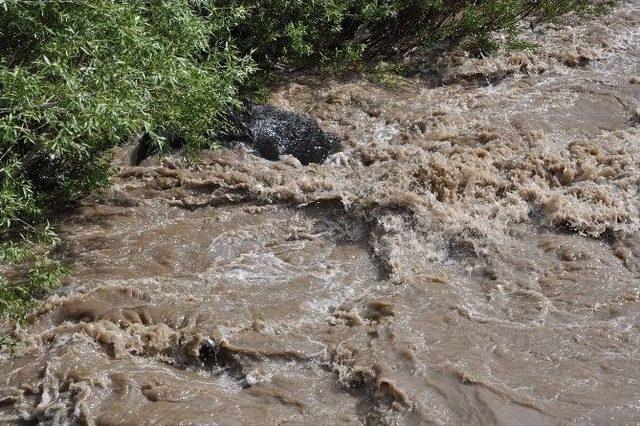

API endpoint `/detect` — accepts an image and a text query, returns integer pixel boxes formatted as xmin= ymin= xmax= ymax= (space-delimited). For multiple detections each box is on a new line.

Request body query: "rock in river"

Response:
xmin=226 ymin=104 xmax=341 ymax=165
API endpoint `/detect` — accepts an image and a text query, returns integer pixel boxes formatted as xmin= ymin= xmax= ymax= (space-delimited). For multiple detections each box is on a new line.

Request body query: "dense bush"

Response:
xmin=0 ymin=0 xmax=253 ymax=231
xmin=224 ymin=0 xmax=610 ymax=67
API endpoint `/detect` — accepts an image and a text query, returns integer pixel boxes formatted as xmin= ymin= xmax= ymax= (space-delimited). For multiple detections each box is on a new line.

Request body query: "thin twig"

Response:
xmin=0 ymin=102 xmax=56 ymax=115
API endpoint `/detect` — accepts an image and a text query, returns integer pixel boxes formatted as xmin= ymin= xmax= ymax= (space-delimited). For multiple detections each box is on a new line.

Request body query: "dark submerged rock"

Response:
xmin=129 ymin=133 xmax=184 ymax=166
xmin=129 ymin=133 xmax=153 ymax=166
xmin=226 ymin=104 xmax=341 ymax=165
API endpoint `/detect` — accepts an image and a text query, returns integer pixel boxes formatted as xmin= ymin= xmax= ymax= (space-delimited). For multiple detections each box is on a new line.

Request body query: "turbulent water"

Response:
xmin=2 ymin=3 xmax=640 ymax=424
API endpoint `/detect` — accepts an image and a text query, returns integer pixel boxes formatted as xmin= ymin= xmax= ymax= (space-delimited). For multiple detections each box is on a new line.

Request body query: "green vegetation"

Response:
xmin=223 ymin=0 xmax=610 ymax=67
xmin=0 ymin=0 xmax=253 ymax=235
xmin=0 ymin=224 xmax=67 ymax=323
xmin=0 ymin=0 xmax=613 ymax=323
xmin=0 ymin=257 xmax=67 ymax=322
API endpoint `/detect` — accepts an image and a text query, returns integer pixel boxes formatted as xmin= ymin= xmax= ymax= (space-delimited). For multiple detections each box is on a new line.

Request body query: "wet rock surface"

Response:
xmin=1 ymin=2 xmax=640 ymax=424
xmin=227 ymin=104 xmax=342 ymax=165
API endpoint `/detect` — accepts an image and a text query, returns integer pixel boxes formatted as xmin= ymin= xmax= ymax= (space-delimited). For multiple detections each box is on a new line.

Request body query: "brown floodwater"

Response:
xmin=1 ymin=2 xmax=640 ymax=424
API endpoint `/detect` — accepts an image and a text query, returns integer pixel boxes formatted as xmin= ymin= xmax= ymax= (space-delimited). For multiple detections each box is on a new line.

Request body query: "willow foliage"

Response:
xmin=0 ymin=0 xmax=253 ymax=230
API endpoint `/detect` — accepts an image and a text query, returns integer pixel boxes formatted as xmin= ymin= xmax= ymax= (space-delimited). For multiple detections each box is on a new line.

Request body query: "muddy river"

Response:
xmin=1 ymin=2 xmax=640 ymax=424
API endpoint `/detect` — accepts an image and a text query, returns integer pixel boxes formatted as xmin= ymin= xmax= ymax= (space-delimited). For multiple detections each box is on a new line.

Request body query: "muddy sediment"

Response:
xmin=1 ymin=3 xmax=640 ymax=424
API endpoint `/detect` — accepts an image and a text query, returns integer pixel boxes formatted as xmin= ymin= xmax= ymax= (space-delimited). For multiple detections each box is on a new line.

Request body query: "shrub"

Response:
xmin=0 ymin=0 xmax=254 ymax=232
xmin=0 ymin=224 xmax=66 ymax=323
xmin=223 ymin=0 xmax=612 ymax=68
xmin=0 ymin=257 xmax=68 ymax=323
